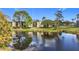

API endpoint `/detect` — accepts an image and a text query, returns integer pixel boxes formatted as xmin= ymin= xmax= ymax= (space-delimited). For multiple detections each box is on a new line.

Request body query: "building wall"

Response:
xmin=12 ymin=21 xmax=53 ymax=28
xmin=28 ymin=24 xmax=33 ymax=27
xmin=37 ymin=22 xmax=41 ymax=27
xmin=12 ymin=21 xmax=16 ymax=27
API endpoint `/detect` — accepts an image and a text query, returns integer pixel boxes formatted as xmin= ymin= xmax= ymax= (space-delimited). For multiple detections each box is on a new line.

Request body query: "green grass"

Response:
xmin=13 ymin=27 xmax=57 ymax=32
xmin=13 ymin=27 xmax=79 ymax=34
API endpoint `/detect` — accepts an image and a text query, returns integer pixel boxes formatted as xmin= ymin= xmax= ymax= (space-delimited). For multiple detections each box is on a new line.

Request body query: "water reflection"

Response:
xmin=76 ymin=34 xmax=79 ymax=43
xmin=12 ymin=31 xmax=32 ymax=50
xmin=76 ymin=34 xmax=79 ymax=40
xmin=12 ymin=31 xmax=79 ymax=51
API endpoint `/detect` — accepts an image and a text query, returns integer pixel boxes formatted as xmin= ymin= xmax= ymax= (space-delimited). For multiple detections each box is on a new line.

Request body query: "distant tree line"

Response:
xmin=12 ymin=10 xmax=79 ymax=28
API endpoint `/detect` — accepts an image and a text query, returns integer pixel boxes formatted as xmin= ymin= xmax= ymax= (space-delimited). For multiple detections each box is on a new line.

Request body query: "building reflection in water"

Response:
xmin=29 ymin=32 xmax=62 ymax=51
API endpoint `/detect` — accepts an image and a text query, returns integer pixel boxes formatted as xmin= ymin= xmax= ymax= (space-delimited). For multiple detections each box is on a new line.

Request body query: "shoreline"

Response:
xmin=13 ymin=27 xmax=79 ymax=34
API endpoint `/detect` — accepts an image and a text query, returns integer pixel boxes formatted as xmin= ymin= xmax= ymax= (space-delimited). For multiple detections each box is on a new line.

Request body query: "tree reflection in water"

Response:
xmin=39 ymin=32 xmax=62 ymax=51
xmin=13 ymin=31 xmax=32 ymax=50
xmin=12 ymin=31 xmax=79 ymax=51
xmin=12 ymin=31 xmax=62 ymax=51
xmin=76 ymin=34 xmax=79 ymax=42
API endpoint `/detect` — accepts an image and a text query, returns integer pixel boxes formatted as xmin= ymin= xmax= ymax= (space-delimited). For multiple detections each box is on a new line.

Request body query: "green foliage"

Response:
xmin=55 ymin=10 xmax=64 ymax=30
xmin=25 ymin=16 xmax=32 ymax=27
xmin=55 ymin=10 xmax=63 ymax=20
xmin=13 ymin=38 xmax=32 ymax=50
xmin=42 ymin=17 xmax=46 ymax=20
xmin=41 ymin=19 xmax=53 ymax=27
xmin=14 ymin=10 xmax=29 ymax=20
xmin=76 ymin=14 xmax=79 ymax=19
xmin=13 ymin=10 xmax=32 ymax=28
xmin=13 ymin=10 xmax=29 ymax=28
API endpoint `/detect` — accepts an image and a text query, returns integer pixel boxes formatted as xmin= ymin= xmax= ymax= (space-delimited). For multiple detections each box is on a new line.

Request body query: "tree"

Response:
xmin=55 ymin=10 xmax=63 ymax=20
xmin=54 ymin=20 xmax=62 ymax=26
xmin=63 ymin=21 xmax=71 ymax=26
xmin=72 ymin=19 xmax=75 ymax=22
xmin=41 ymin=19 xmax=53 ymax=28
xmin=76 ymin=14 xmax=79 ymax=27
xmin=55 ymin=10 xmax=63 ymax=30
xmin=0 ymin=12 xmax=12 ymax=47
xmin=13 ymin=10 xmax=29 ymax=28
xmin=42 ymin=17 xmax=46 ymax=20
xmin=76 ymin=14 xmax=79 ymax=20
xmin=25 ymin=16 xmax=32 ymax=27
xmin=32 ymin=20 xmax=39 ymax=27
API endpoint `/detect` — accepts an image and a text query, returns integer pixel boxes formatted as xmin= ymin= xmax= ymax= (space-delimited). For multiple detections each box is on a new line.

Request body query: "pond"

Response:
xmin=10 ymin=31 xmax=79 ymax=51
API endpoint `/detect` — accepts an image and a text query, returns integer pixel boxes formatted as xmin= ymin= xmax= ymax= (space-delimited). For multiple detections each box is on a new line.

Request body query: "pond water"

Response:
xmin=11 ymin=31 xmax=79 ymax=51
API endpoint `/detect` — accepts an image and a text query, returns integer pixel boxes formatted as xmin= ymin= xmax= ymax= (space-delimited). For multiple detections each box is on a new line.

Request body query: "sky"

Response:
xmin=0 ymin=8 xmax=79 ymax=21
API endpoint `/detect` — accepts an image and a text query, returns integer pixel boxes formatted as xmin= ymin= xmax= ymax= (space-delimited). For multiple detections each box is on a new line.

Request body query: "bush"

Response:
xmin=0 ymin=12 xmax=12 ymax=48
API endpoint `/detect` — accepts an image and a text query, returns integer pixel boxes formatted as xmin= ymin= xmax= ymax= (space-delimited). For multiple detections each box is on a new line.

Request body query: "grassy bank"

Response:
xmin=13 ymin=27 xmax=79 ymax=34
xmin=13 ymin=28 xmax=57 ymax=32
